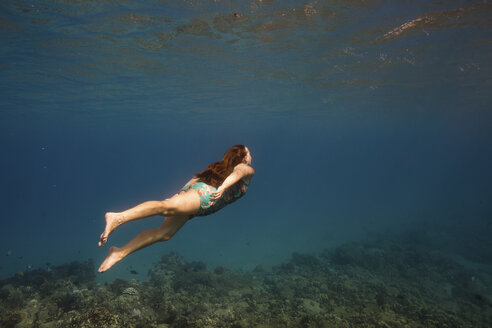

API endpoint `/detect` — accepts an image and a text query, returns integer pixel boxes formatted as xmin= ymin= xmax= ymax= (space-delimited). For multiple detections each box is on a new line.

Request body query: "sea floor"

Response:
xmin=1 ymin=230 xmax=491 ymax=328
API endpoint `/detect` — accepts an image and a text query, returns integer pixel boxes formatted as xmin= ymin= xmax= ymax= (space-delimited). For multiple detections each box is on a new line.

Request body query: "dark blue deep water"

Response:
xmin=0 ymin=0 xmax=491 ymax=326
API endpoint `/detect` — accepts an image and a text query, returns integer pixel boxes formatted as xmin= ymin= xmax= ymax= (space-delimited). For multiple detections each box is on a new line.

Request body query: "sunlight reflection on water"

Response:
xmin=0 ymin=0 xmax=490 ymax=122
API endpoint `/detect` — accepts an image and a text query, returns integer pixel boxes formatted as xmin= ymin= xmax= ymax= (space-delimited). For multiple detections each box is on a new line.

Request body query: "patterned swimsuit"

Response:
xmin=182 ymin=165 xmax=249 ymax=217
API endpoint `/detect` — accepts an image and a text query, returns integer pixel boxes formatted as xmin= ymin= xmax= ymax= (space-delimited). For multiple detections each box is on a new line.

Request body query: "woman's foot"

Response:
xmin=98 ymin=246 xmax=124 ymax=272
xmin=99 ymin=212 xmax=124 ymax=247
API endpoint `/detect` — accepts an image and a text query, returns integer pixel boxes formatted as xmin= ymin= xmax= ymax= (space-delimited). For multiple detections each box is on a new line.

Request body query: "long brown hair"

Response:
xmin=195 ymin=145 xmax=247 ymax=188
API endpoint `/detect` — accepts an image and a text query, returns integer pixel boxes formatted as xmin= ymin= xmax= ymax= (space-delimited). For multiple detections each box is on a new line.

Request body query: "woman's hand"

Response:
xmin=210 ymin=186 xmax=225 ymax=202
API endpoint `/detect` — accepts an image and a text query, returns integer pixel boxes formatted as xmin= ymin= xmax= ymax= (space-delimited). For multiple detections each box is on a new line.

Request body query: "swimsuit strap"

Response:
xmin=233 ymin=163 xmax=248 ymax=171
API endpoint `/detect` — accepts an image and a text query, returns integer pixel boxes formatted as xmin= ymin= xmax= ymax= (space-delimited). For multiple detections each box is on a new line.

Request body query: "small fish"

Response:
xmin=26 ymin=264 xmax=33 ymax=270
xmin=46 ymin=262 xmax=52 ymax=267
xmin=18 ymin=256 xmax=23 ymax=260
xmin=130 ymin=270 xmax=138 ymax=275
xmin=6 ymin=250 xmax=12 ymax=256
xmin=17 ymin=271 xmax=24 ymax=276
xmin=0 ymin=265 xmax=3 ymax=270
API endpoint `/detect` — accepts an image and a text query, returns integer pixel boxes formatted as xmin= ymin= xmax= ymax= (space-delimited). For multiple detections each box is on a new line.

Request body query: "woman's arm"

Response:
xmin=211 ymin=165 xmax=254 ymax=201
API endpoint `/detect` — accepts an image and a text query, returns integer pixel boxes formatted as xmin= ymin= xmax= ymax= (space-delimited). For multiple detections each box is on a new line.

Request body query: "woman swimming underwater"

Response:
xmin=98 ymin=144 xmax=254 ymax=272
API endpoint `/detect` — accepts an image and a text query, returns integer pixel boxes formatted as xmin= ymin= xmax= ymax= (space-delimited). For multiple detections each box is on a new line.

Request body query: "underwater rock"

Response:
xmin=122 ymin=287 xmax=139 ymax=296
xmin=252 ymin=264 xmax=265 ymax=273
xmin=1 ymin=234 xmax=492 ymax=327
xmin=131 ymin=308 xmax=141 ymax=318
xmin=0 ymin=259 xmax=95 ymax=292
xmin=322 ymin=243 xmax=386 ymax=270
xmin=291 ymin=252 xmax=323 ymax=269
xmin=375 ymin=290 xmax=386 ymax=307
xmin=1 ymin=285 xmax=25 ymax=309
xmin=54 ymin=291 xmax=81 ymax=312
xmin=213 ymin=266 xmax=225 ymax=275
xmin=108 ymin=277 xmax=131 ymax=294
xmin=0 ymin=310 xmax=24 ymax=328
xmin=186 ymin=261 xmax=207 ymax=272
xmin=114 ymin=293 xmax=140 ymax=315
xmin=172 ymin=269 xmax=212 ymax=292
xmin=52 ymin=260 xmax=95 ymax=285
xmin=148 ymin=252 xmax=185 ymax=285
xmin=39 ymin=279 xmax=57 ymax=297
xmin=299 ymin=298 xmax=323 ymax=316
xmin=153 ymin=300 xmax=178 ymax=325
xmin=62 ymin=307 xmax=122 ymax=328
xmin=13 ymin=299 xmax=40 ymax=328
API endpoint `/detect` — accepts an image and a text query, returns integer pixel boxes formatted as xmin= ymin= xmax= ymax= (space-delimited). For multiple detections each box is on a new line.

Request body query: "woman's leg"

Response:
xmin=99 ymin=189 xmax=201 ymax=246
xmin=98 ymin=213 xmax=192 ymax=272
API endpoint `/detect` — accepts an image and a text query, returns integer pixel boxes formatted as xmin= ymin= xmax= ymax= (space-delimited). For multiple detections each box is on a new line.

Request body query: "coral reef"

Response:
xmin=1 ymin=236 xmax=491 ymax=327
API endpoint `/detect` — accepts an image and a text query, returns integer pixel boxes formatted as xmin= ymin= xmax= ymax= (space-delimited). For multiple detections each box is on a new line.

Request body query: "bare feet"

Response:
xmin=98 ymin=246 xmax=123 ymax=272
xmin=99 ymin=212 xmax=124 ymax=247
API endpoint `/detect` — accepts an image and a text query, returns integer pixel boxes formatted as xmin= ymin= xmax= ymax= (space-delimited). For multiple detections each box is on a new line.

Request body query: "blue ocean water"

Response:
xmin=0 ymin=0 xmax=491 ymax=288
